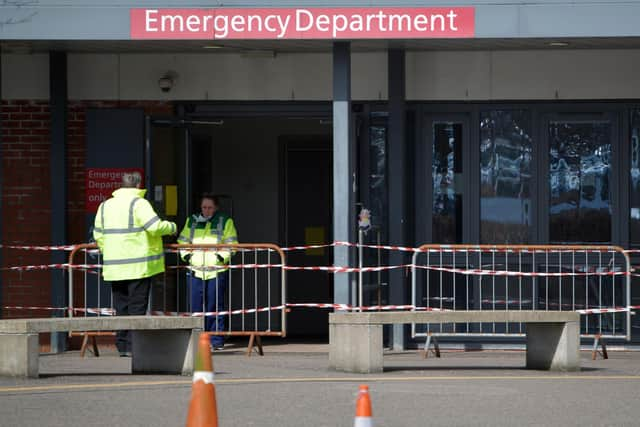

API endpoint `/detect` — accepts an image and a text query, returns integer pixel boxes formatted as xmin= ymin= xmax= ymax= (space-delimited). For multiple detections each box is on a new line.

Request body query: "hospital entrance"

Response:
xmin=147 ymin=108 xmax=334 ymax=338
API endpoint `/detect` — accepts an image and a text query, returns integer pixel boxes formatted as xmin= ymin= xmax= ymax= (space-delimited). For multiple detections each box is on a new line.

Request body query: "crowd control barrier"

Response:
xmin=411 ymin=245 xmax=631 ymax=341
xmin=67 ymin=243 xmax=286 ymax=354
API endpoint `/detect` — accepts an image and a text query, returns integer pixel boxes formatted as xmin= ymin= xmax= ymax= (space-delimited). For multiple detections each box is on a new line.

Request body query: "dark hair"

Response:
xmin=200 ymin=193 xmax=219 ymax=207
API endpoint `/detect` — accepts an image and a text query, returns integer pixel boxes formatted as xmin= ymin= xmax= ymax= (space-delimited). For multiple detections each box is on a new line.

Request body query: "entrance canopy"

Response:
xmin=3 ymin=1 xmax=640 ymax=43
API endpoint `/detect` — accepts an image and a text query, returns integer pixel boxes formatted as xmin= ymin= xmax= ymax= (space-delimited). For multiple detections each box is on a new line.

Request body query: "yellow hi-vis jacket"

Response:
xmin=177 ymin=212 xmax=238 ymax=280
xmin=93 ymin=188 xmax=177 ymax=281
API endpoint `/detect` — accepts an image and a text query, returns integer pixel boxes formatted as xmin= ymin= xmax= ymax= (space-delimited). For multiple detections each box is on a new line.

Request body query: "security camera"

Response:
xmin=158 ymin=76 xmax=173 ymax=92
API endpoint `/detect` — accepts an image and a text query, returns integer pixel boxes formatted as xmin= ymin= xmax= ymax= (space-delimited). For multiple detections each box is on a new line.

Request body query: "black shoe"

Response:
xmin=210 ymin=344 xmax=224 ymax=351
xmin=119 ymin=351 xmax=132 ymax=357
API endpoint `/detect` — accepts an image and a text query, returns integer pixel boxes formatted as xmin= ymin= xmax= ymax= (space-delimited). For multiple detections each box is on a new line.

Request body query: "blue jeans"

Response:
xmin=190 ymin=272 xmax=227 ymax=347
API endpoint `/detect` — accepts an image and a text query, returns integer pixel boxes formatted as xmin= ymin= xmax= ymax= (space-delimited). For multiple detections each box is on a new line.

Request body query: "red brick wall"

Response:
xmin=2 ymin=100 xmax=173 ymax=321
xmin=1 ymin=100 xmax=52 ymax=319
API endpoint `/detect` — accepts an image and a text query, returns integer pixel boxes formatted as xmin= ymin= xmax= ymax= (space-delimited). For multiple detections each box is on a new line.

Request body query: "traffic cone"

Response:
xmin=354 ymin=384 xmax=373 ymax=427
xmin=186 ymin=333 xmax=219 ymax=427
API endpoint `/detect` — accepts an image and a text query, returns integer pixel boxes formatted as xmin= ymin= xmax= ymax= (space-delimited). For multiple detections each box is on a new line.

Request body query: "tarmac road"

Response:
xmin=1 ymin=345 xmax=639 ymax=426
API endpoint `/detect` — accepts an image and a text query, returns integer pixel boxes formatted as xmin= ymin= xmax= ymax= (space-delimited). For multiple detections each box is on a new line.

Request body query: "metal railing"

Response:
xmin=68 ymin=243 xmax=287 ymax=337
xmin=411 ymin=245 xmax=631 ymax=341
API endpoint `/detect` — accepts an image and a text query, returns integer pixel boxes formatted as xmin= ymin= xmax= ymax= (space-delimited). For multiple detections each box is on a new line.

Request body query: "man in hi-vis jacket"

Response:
xmin=93 ymin=172 xmax=176 ymax=357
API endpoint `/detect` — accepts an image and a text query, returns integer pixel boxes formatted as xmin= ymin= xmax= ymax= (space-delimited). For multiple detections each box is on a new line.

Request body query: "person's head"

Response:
xmin=200 ymin=193 xmax=219 ymax=219
xmin=121 ymin=172 xmax=142 ymax=189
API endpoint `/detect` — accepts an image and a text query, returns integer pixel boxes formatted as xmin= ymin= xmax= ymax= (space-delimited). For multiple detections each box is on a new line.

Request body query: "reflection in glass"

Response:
xmin=630 ymin=110 xmax=640 ymax=246
xmin=549 ymin=120 xmax=612 ymax=243
xmin=369 ymin=123 xmax=388 ymax=235
xmin=432 ymin=122 xmax=462 ymax=243
xmin=480 ymin=111 xmax=532 ymax=243
xmin=363 ymin=113 xmax=389 ymax=308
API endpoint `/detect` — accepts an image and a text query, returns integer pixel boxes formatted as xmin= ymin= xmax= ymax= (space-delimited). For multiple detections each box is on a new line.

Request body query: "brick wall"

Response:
xmin=1 ymin=100 xmax=173 ymax=322
xmin=1 ymin=100 xmax=52 ymax=319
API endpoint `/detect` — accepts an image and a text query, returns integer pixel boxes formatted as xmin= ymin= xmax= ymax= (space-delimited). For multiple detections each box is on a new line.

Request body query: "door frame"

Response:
xmin=145 ymin=116 xmax=226 ymax=222
xmin=278 ymin=135 xmax=334 ymax=336
xmin=278 ymin=136 xmax=333 ymax=248
xmin=417 ymin=111 xmax=476 ymax=244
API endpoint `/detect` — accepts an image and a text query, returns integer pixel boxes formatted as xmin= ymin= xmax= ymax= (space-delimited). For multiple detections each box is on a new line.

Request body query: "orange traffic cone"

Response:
xmin=186 ymin=333 xmax=219 ymax=427
xmin=354 ymin=384 xmax=373 ymax=427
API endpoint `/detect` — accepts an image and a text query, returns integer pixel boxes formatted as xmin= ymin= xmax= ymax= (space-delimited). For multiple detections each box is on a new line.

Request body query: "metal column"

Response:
xmin=50 ymin=51 xmax=68 ymax=352
xmin=0 ymin=46 xmax=3 ymax=319
xmin=332 ymin=42 xmax=355 ymax=305
xmin=388 ymin=49 xmax=407 ymax=350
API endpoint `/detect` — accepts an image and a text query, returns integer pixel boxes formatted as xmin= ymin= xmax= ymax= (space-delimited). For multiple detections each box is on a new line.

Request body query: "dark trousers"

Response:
xmin=110 ymin=278 xmax=151 ymax=353
xmin=190 ymin=272 xmax=227 ymax=347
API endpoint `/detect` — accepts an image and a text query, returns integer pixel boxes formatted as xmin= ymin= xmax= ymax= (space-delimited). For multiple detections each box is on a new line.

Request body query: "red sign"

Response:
xmin=130 ymin=7 xmax=474 ymax=40
xmin=85 ymin=168 xmax=144 ymax=213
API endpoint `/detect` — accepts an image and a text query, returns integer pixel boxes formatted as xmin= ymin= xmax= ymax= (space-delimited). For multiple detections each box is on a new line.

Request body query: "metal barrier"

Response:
xmin=411 ymin=245 xmax=631 ymax=341
xmin=67 ymin=243 xmax=287 ymax=344
xmin=2 ymin=241 xmax=635 ymax=343
xmin=165 ymin=243 xmax=287 ymax=339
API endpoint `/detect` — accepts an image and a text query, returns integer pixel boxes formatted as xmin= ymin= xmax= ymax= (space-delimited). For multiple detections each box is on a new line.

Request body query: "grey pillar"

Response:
xmin=332 ymin=42 xmax=355 ymax=305
xmin=388 ymin=49 xmax=407 ymax=350
xmin=50 ymin=52 xmax=67 ymax=352
xmin=0 ymin=46 xmax=3 ymax=319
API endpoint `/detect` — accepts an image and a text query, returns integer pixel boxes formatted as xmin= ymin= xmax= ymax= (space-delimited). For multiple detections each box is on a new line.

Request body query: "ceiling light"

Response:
xmin=548 ymin=41 xmax=569 ymax=47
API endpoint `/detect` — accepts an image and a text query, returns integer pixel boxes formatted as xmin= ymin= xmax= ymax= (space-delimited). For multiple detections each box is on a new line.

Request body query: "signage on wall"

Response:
xmin=86 ymin=168 xmax=145 ymax=213
xmin=130 ymin=7 xmax=475 ymax=39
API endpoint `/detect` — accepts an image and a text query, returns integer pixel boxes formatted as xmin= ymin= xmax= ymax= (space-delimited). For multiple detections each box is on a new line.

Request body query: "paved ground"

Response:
xmin=1 ymin=341 xmax=640 ymax=426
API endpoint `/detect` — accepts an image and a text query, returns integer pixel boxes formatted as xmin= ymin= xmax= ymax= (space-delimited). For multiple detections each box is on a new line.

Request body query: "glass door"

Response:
xmin=542 ymin=114 xmax=618 ymax=244
xmin=356 ymin=109 xmax=390 ymax=308
xmin=145 ymin=116 xmax=220 ymax=313
xmin=145 ymin=117 xmax=190 ymax=224
xmin=422 ymin=114 xmax=472 ymax=244
xmin=145 ymin=116 xmax=190 ymax=313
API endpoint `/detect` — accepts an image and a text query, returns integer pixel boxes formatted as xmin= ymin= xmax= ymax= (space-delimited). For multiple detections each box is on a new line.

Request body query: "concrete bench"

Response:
xmin=329 ymin=311 xmax=581 ymax=373
xmin=0 ymin=316 xmax=202 ymax=378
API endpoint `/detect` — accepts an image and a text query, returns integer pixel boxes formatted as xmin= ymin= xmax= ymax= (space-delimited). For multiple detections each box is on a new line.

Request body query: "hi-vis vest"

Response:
xmin=93 ymin=188 xmax=176 ymax=281
xmin=177 ymin=211 xmax=238 ymax=280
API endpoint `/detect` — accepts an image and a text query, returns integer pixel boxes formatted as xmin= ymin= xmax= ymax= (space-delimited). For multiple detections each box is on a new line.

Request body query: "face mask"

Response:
xmin=196 ymin=214 xmax=212 ymax=222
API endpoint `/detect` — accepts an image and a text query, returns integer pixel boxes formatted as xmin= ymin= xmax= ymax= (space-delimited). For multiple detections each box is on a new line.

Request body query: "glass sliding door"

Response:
xmin=480 ymin=110 xmax=533 ymax=244
xmin=547 ymin=117 xmax=614 ymax=243
xmin=427 ymin=115 xmax=470 ymax=244
xmin=630 ymin=110 xmax=640 ymax=246
xmin=358 ymin=110 xmax=390 ymax=308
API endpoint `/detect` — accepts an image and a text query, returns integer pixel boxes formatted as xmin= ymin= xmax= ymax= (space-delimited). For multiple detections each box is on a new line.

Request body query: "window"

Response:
xmin=480 ymin=110 xmax=533 ymax=243
xmin=630 ymin=110 xmax=640 ymax=246
xmin=432 ymin=122 xmax=463 ymax=243
xmin=548 ymin=120 xmax=612 ymax=243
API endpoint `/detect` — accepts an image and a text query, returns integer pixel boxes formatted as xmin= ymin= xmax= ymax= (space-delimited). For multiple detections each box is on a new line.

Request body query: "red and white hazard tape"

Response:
xmin=413 ymin=264 xmax=629 ymax=277
xmin=0 ymin=244 xmax=79 ymax=251
xmin=3 ymin=303 xmax=447 ymax=317
xmin=5 ymin=303 xmax=640 ymax=317
xmin=334 ymin=241 xmax=420 ymax=253
xmin=2 ymin=306 xmax=114 ymax=315
xmin=575 ymin=307 xmax=636 ymax=314
xmin=2 ymin=261 xmax=635 ymax=279
xmin=0 ymin=263 xmax=101 ymax=272
xmin=426 ymin=297 xmax=535 ymax=306
xmin=283 ymin=264 xmax=410 ymax=273
xmin=1 ymin=241 xmax=635 ymax=255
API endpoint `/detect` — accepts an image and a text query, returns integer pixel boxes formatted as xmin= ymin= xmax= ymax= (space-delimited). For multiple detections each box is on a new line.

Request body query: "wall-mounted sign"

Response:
xmin=86 ymin=168 xmax=144 ymax=213
xmin=131 ymin=7 xmax=474 ymax=40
